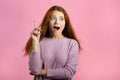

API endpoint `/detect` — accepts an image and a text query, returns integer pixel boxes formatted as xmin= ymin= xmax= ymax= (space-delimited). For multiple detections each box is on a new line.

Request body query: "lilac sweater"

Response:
xmin=29 ymin=37 xmax=79 ymax=80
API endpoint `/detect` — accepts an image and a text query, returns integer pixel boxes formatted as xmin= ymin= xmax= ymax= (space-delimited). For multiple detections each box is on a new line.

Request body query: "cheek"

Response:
xmin=49 ymin=22 xmax=54 ymax=28
xmin=49 ymin=21 xmax=53 ymax=26
xmin=61 ymin=26 xmax=65 ymax=31
xmin=61 ymin=22 xmax=65 ymax=29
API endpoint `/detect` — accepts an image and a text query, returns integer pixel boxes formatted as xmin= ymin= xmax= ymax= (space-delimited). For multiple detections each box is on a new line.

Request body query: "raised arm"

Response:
xmin=29 ymin=20 xmax=43 ymax=73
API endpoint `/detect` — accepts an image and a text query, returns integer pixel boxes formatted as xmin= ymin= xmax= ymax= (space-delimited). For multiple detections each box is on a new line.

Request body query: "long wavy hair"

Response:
xmin=25 ymin=5 xmax=81 ymax=55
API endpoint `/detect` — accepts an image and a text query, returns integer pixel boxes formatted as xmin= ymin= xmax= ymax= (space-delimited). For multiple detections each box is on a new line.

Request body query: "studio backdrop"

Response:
xmin=0 ymin=0 xmax=120 ymax=80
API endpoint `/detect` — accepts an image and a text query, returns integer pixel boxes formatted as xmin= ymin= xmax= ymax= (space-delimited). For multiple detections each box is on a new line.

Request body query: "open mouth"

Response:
xmin=53 ymin=26 xmax=60 ymax=30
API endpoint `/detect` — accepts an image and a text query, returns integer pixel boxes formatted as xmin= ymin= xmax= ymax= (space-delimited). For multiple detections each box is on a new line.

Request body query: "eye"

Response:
xmin=59 ymin=17 xmax=64 ymax=21
xmin=50 ymin=16 xmax=56 ymax=21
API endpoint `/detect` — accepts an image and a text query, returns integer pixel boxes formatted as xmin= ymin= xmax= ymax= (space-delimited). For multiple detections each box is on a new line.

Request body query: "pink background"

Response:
xmin=0 ymin=0 xmax=120 ymax=80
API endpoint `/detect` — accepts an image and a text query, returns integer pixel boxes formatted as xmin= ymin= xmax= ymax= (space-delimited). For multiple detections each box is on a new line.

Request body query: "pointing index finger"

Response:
xmin=34 ymin=20 xmax=37 ymax=28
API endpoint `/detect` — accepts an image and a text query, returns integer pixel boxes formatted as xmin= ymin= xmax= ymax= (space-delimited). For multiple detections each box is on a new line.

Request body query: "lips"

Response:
xmin=53 ymin=26 xmax=60 ymax=30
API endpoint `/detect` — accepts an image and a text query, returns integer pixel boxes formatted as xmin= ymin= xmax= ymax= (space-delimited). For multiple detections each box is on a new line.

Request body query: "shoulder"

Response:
xmin=66 ymin=38 xmax=78 ymax=45
xmin=66 ymin=38 xmax=79 ymax=48
xmin=67 ymin=38 xmax=79 ymax=55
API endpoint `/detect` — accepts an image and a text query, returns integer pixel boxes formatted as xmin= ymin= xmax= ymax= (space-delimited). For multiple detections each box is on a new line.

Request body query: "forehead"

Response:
xmin=51 ymin=11 xmax=64 ymax=17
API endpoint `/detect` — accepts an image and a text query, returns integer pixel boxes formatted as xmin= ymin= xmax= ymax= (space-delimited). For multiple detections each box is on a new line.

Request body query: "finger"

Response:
xmin=34 ymin=20 xmax=38 ymax=28
xmin=38 ymin=27 xmax=42 ymax=32
xmin=34 ymin=28 xmax=40 ymax=32
xmin=31 ymin=30 xmax=40 ymax=37
xmin=32 ymin=31 xmax=38 ymax=36
xmin=37 ymin=32 xmax=41 ymax=39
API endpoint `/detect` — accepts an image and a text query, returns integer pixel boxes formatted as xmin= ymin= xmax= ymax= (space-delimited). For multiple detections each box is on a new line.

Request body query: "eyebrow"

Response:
xmin=51 ymin=15 xmax=64 ymax=17
xmin=59 ymin=16 xmax=64 ymax=18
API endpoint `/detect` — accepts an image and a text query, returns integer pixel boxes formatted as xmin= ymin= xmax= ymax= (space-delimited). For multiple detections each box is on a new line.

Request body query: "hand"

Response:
xmin=31 ymin=20 xmax=42 ymax=51
xmin=30 ymin=68 xmax=47 ymax=76
xmin=31 ymin=20 xmax=42 ymax=42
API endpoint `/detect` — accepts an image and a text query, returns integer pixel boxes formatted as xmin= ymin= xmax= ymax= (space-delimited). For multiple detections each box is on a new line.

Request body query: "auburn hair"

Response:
xmin=24 ymin=5 xmax=81 ymax=55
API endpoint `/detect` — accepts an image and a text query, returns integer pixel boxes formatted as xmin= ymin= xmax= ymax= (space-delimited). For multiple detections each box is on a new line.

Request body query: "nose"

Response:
xmin=55 ymin=18 xmax=59 ymax=24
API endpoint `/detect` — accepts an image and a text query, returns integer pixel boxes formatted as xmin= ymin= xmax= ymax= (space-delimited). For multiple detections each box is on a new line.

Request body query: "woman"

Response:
xmin=25 ymin=5 xmax=81 ymax=80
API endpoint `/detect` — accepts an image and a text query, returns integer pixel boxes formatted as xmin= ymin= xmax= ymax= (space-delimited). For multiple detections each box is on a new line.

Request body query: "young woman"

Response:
xmin=25 ymin=5 xmax=81 ymax=80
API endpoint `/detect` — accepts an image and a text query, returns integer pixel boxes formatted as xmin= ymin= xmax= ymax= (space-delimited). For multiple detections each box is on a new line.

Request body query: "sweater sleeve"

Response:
xmin=29 ymin=45 xmax=43 ymax=73
xmin=47 ymin=40 xmax=79 ymax=79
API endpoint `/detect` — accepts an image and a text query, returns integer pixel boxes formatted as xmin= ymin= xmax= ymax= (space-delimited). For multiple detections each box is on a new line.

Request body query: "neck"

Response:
xmin=52 ymin=34 xmax=65 ymax=39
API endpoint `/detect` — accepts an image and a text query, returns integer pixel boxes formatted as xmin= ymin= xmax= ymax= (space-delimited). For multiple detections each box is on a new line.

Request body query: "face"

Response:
xmin=49 ymin=11 xmax=65 ymax=37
